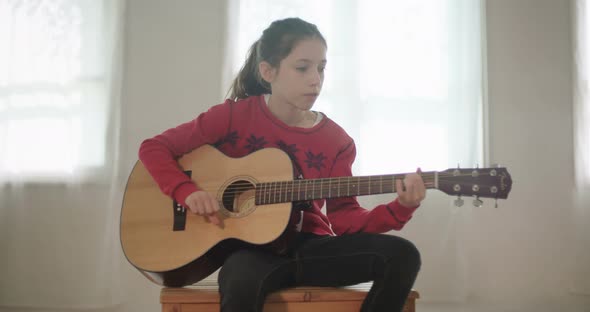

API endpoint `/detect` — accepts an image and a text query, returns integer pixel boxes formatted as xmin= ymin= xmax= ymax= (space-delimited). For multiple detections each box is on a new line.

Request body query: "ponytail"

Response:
xmin=227 ymin=40 xmax=271 ymax=100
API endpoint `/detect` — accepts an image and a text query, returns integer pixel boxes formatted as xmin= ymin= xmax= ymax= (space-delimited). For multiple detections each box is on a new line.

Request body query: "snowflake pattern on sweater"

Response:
xmin=138 ymin=95 xmax=418 ymax=236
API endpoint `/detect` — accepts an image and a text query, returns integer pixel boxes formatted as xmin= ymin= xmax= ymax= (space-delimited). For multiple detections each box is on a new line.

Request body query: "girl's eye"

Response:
xmin=296 ymin=67 xmax=307 ymax=72
xmin=318 ymin=67 xmax=326 ymax=73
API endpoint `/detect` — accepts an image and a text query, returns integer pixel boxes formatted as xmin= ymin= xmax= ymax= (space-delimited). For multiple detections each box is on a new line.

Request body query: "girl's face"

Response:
xmin=263 ymin=38 xmax=327 ymax=111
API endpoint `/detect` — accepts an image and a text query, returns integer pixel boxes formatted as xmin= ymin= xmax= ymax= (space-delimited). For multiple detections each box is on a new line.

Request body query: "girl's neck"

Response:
xmin=265 ymin=94 xmax=318 ymax=128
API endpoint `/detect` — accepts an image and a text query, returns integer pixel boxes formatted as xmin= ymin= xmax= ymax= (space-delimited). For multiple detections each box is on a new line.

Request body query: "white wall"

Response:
xmin=120 ymin=0 xmax=228 ymax=170
xmin=116 ymin=1 xmax=229 ymax=311
xmin=473 ymin=0 xmax=575 ymax=303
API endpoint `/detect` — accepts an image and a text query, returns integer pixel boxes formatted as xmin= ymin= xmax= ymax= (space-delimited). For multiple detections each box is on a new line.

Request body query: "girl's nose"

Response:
xmin=309 ymin=69 xmax=322 ymax=86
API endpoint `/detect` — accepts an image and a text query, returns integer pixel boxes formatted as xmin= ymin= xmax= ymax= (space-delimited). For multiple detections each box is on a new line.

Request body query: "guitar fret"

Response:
xmin=263 ymin=182 xmax=267 ymax=204
xmin=285 ymin=181 xmax=288 ymax=202
xmin=328 ymin=178 xmax=332 ymax=198
xmin=347 ymin=176 xmax=351 ymax=196
xmin=357 ymin=176 xmax=360 ymax=195
xmin=285 ymin=181 xmax=289 ymax=202
xmin=286 ymin=181 xmax=290 ymax=202
xmin=272 ymin=182 xmax=276 ymax=204
xmin=284 ymin=181 xmax=288 ymax=202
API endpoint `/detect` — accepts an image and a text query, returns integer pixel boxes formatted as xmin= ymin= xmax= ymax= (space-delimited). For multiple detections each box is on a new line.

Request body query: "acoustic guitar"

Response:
xmin=120 ymin=144 xmax=512 ymax=286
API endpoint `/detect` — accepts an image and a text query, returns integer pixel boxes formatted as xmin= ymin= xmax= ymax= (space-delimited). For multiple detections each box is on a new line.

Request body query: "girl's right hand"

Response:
xmin=185 ymin=191 xmax=221 ymax=226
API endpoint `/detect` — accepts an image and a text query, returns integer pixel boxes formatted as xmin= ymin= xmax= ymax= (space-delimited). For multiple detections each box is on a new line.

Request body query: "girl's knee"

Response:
xmin=379 ymin=235 xmax=421 ymax=271
xmin=404 ymin=240 xmax=421 ymax=271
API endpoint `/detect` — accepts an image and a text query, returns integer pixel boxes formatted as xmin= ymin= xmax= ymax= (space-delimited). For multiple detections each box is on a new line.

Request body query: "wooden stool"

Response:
xmin=161 ymin=283 xmax=419 ymax=312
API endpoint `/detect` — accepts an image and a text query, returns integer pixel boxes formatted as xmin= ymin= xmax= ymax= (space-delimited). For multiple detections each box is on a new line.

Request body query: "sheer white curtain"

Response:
xmin=227 ymin=0 xmax=483 ymax=174
xmin=0 ymin=0 xmax=125 ymax=308
xmin=224 ymin=0 xmax=484 ymax=301
xmin=572 ymin=0 xmax=590 ymax=296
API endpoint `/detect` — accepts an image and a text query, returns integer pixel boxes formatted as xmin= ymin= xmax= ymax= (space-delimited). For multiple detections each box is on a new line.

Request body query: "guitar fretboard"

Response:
xmin=254 ymin=173 xmax=437 ymax=205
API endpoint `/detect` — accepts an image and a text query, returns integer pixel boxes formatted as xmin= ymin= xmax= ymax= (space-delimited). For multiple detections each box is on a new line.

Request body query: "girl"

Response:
xmin=139 ymin=17 xmax=425 ymax=312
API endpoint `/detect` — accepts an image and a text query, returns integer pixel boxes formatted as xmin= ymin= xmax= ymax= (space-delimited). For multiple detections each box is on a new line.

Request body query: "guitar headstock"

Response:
xmin=437 ymin=167 xmax=512 ymax=200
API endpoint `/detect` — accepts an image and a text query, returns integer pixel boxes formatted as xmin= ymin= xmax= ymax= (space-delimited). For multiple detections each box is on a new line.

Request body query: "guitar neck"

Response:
xmin=255 ymin=172 xmax=438 ymax=205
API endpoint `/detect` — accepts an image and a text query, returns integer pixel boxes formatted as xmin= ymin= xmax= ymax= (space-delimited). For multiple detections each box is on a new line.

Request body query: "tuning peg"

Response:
xmin=454 ymin=196 xmax=464 ymax=207
xmin=473 ymin=196 xmax=483 ymax=207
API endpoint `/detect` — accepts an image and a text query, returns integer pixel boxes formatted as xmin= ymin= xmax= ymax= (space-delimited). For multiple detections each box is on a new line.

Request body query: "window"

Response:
xmin=230 ymin=0 xmax=484 ymax=174
xmin=0 ymin=0 xmax=111 ymax=181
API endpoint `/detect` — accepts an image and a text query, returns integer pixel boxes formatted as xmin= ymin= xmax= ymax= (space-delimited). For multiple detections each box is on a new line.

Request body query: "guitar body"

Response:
xmin=120 ymin=145 xmax=294 ymax=286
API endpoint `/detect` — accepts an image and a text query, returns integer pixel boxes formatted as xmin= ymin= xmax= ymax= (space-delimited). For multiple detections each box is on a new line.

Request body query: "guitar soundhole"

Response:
xmin=221 ymin=179 xmax=256 ymax=217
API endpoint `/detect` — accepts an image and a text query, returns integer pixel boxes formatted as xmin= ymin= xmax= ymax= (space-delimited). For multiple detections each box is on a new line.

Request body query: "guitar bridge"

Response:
xmin=172 ymin=170 xmax=192 ymax=231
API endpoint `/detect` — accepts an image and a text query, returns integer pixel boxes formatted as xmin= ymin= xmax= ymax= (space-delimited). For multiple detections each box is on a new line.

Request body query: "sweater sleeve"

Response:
xmin=138 ymin=101 xmax=232 ymax=207
xmin=326 ymin=141 xmax=419 ymax=235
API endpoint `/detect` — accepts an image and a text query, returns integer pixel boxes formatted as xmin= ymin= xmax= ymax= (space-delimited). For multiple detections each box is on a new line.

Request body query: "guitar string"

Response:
xmin=216 ymin=183 xmax=503 ymax=202
xmin=207 ymin=172 xmax=504 ymax=194
xmin=219 ymin=180 xmax=498 ymax=205
xmin=214 ymin=180 xmax=501 ymax=195
xmin=206 ymin=175 xmax=506 ymax=195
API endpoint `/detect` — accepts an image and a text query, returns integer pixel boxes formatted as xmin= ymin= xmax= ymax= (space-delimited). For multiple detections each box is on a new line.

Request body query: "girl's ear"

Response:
xmin=259 ymin=61 xmax=276 ymax=84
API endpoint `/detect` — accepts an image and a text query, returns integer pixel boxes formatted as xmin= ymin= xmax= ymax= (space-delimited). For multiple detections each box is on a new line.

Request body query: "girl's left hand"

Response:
xmin=396 ymin=168 xmax=426 ymax=208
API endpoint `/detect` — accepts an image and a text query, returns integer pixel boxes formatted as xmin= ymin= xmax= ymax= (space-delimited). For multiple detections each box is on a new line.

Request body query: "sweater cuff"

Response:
xmin=173 ymin=182 xmax=199 ymax=208
xmin=388 ymin=198 xmax=418 ymax=222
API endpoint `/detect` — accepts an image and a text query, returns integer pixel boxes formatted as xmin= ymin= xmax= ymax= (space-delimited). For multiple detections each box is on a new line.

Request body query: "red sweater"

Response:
xmin=138 ymin=95 xmax=417 ymax=236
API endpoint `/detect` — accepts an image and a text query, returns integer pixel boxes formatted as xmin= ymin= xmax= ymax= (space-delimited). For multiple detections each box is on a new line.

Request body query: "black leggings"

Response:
xmin=218 ymin=232 xmax=421 ymax=312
